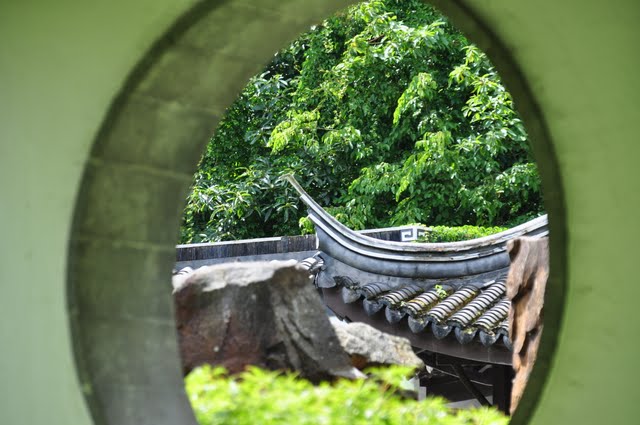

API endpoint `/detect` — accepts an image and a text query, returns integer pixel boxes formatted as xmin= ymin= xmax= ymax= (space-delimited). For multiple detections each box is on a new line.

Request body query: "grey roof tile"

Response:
xmin=323 ymin=272 xmax=513 ymax=349
xmin=425 ymin=286 xmax=479 ymax=324
xmin=402 ymin=289 xmax=442 ymax=316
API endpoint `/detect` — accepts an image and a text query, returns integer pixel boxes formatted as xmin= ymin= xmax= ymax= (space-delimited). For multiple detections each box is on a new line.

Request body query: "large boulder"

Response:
xmin=172 ymin=260 xmax=361 ymax=381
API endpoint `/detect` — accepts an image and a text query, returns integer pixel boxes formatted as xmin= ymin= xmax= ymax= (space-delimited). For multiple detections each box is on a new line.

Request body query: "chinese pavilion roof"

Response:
xmin=287 ymin=175 xmax=549 ymax=365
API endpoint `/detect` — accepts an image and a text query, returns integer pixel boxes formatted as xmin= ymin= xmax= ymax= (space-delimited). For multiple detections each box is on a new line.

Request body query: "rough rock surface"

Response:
xmin=505 ymin=237 xmax=549 ymax=414
xmin=330 ymin=317 xmax=424 ymax=370
xmin=172 ymin=260 xmax=360 ymax=381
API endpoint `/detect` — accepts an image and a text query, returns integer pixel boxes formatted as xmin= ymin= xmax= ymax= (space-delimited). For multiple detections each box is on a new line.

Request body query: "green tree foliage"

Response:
xmin=181 ymin=0 xmax=543 ymax=243
xmin=185 ymin=364 xmax=508 ymax=425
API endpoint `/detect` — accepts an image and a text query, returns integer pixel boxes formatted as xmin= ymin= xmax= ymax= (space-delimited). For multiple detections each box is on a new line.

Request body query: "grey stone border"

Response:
xmin=66 ymin=1 xmax=566 ymax=424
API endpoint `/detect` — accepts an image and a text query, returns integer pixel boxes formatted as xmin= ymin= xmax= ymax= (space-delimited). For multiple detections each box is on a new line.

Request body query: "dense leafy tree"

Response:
xmin=181 ymin=0 xmax=543 ymax=243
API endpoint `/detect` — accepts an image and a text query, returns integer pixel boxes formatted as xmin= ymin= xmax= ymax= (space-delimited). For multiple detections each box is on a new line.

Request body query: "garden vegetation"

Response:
xmin=180 ymin=0 xmax=543 ymax=243
xmin=185 ymin=365 xmax=508 ymax=425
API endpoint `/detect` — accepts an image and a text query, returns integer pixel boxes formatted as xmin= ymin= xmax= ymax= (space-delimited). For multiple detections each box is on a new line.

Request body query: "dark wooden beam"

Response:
xmin=452 ymin=364 xmax=491 ymax=406
xmin=492 ymin=364 xmax=513 ymax=414
xmin=421 ymin=374 xmax=493 ymax=402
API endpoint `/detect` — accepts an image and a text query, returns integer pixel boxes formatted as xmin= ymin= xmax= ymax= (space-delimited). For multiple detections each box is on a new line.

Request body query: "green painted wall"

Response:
xmin=465 ymin=2 xmax=640 ymax=424
xmin=0 ymin=1 xmax=198 ymax=424
xmin=0 ymin=0 xmax=638 ymax=424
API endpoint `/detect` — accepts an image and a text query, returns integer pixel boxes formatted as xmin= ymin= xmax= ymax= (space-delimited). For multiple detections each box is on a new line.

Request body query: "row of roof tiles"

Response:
xmin=330 ymin=274 xmax=512 ymax=349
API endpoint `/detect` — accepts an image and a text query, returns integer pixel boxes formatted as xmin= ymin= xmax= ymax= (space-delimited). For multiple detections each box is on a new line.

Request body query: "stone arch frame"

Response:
xmin=66 ymin=1 xmax=566 ymax=424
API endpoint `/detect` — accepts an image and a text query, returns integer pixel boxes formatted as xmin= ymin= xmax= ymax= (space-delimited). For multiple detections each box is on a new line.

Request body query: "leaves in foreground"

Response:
xmin=185 ymin=365 xmax=508 ymax=425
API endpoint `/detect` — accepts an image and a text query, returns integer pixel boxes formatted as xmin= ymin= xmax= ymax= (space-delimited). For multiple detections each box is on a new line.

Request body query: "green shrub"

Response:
xmin=419 ymin=225 xmax=509 ymax=242
xmin=185 ymin=365 xmax=508 ymax=425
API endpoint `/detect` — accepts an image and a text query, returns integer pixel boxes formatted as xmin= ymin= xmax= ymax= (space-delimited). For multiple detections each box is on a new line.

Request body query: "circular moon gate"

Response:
xmin=67 ymin=1 xmax=565 ymax=425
